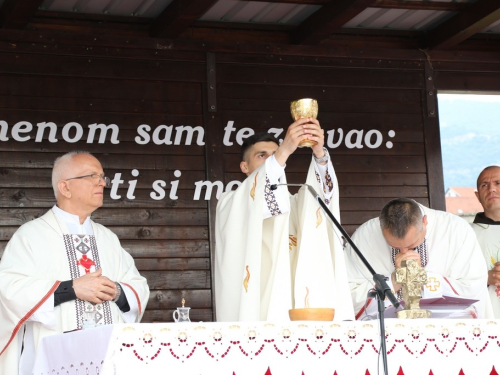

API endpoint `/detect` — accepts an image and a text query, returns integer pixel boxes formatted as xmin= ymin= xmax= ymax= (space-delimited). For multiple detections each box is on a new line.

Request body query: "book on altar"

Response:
xmin=383 ymin=295 xmax=479 ymax=319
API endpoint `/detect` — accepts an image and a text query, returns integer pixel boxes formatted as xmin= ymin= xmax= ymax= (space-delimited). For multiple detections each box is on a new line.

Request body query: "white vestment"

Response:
xmin=346 ymin=205 xmax=493 ymax=319
xmin=0 ymin=209 xmax=150 ymax=375
xmin=215 ymin=156 xmax=354 ymax=322
xmin=471 ymin=221 xmax=500 ymax=318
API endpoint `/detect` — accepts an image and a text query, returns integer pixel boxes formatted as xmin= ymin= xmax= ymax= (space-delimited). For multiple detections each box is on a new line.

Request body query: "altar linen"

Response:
xmin=346 ymin=204 xmax=493 ymax=319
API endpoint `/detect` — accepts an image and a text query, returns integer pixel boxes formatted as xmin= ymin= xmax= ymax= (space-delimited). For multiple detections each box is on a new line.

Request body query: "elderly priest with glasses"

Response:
xmin=0 ymin=151 xmax=150 ymax=375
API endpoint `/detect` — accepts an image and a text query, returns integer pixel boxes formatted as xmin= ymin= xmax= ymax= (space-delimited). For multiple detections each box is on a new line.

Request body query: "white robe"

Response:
xmin=471 ymin=222 xmax=500 ymax=318
xmin=0 ymin=209 xmax=150 ymax=375
xmin=346 ymin=205 xmax=493 ymax=319
xmin=215 ymin=156 xmax=354 ymax=322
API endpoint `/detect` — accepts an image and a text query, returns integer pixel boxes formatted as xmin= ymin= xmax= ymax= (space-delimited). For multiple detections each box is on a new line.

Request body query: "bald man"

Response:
xmin=472 ymin=165 xmax=500 ymax=317
xmin=0 ymin=151 xmax=149 ymax=375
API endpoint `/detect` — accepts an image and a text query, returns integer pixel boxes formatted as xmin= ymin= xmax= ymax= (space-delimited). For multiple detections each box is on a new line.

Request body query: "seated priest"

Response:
xmin=0 ymin=151 xmax=150 ymax=375
xmin=471 ymin=165 xmax=500 ymax=317
xmin=215 ymin=118 xmax=354 ymax=322
xmin=345 ymin=198 xmax=493 ymax=320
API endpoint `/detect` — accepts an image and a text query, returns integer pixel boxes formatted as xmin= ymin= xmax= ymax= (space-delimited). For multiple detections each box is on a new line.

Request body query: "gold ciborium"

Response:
xmin=290 ymin=98 xmax=318 ymax=148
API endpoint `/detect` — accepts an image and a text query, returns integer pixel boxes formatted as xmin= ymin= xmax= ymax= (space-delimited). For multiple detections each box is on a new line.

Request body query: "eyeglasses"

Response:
xmin=66 ymin=174 xmax=110 ymax=187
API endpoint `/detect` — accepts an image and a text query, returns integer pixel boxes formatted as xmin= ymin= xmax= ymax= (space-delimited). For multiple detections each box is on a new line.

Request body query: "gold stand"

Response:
xmin=394 ymin=259 xmax=432 ymax=319
xmin=396 ymin=309 xmax=431 ymax=319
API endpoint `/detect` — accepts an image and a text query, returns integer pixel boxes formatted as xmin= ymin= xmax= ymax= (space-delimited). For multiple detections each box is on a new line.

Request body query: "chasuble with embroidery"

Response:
xmin=214 ymin=155 xmax=354 ymax=322
xmin=471 ymin=217 xmax=500 ymax=318
xmin=346 ymin=205 xmax=493 ymax=320
xmin=0 ymin=209 xmax=150 ymax=375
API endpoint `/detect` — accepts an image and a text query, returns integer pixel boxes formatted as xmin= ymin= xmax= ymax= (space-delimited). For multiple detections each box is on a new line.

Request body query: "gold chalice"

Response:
xmin=290 ymin=98 xmax=319 ymax=148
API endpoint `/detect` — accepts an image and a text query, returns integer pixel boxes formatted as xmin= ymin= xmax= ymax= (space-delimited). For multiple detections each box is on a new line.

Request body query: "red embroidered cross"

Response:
xmin=77 ymin=254 xmax=95 ymax=274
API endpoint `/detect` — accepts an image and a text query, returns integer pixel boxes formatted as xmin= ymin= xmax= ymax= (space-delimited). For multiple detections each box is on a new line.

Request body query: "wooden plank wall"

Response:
xmin=4 ymin=34 xmax=498 ymax=322
xmin=0 ymin=46 xmax=214 ymax=322
xmin=216 ymin=54 xmax=430 ymax=234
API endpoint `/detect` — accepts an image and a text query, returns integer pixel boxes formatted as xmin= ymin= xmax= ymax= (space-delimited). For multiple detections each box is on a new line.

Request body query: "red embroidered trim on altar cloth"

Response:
xmin=111 ymin=320 xmax=500 ymax=375
xmin=0 ymin=281 xmax=60 ymax=356
xmin=230 ymin=366 xmax=499 ymax=375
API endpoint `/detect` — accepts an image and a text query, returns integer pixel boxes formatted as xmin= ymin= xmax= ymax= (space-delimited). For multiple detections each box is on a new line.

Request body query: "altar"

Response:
xmin=32 ymin=320 xmax=500 ymax=375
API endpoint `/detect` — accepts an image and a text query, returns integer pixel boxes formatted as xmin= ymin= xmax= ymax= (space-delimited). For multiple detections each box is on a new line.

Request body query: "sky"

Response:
xmin=437 ymin=93 xmax=500 ymax=190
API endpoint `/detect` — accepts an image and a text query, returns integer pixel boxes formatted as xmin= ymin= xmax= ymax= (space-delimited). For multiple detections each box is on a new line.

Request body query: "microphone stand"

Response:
xmin=271 ymin=183 xmax=399 ymax=375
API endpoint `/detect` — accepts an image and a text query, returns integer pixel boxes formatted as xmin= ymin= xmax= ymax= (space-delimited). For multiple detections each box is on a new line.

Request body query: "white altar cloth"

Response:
xmin=32 ymin=324 xmax=113 ymax=375
xmin=33 ymin=320 xmax=500 ymax=375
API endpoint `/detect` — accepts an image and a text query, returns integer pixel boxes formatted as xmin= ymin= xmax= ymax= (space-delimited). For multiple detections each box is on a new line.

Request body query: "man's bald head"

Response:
xmin=476 ymin=165 xmax=500 ymax=190
xmin=475 ymin=165 xmax=500 ymax=221
xmin=52 ymin=151 xmax=106 ymax=222
xmin=52 ymin=151 xmax=91 ymax=199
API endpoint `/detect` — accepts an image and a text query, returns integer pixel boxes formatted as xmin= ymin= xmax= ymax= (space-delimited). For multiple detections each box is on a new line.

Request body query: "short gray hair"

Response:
xmin=52 ymin=151 xmax=92 ymax=199
xmin=379 ymin=198 xmax=423 ymax=239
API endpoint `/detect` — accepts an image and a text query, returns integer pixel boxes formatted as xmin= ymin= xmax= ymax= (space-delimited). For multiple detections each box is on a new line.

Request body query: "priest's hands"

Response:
xmin=274 ymin=118 xmax=325 ymax=166
xmin=394 ymin=250 xmax=421 ymax=270
xmin=392 ymin=251 xmax=421 ymax=293
xmin=309 ymin=120 xmax=326 ymax=161
xmin=488 ymin=262 xmax=500 ymax=286
xmin=73 ymin=268 xmax=118 ymax=304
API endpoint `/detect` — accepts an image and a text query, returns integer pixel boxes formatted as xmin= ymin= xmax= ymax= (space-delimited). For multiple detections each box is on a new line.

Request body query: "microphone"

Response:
xmin=270 ymin=183 xmax=318 ymax=199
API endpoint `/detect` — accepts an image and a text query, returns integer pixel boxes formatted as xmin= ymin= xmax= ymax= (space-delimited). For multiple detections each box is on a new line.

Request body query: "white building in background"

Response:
xmin=445 ymin=187 xmax=483 ymax=223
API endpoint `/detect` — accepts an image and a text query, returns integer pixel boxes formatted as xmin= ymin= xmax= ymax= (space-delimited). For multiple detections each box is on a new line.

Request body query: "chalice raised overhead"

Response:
xmin=290 ymin=98 xmax=319 ymax=148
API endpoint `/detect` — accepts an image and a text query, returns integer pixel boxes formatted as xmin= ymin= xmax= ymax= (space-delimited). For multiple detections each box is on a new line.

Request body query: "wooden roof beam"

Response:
xmin=250 ymin=0 xmax=330 ymax=4
xmin=291 ymin=0 xmax=377 ymax=45
xmin=150 ymin=0 xmax=218 ymax=38
xmin=253 ymin=0 xmax=466 ymax=11
xmin=0 ymin=0 xmax=45 ymax=29
xmin=372 ymin=0 xmax=466 ymax=12
xmin=424 ymin=0 xmax=500 ymax=50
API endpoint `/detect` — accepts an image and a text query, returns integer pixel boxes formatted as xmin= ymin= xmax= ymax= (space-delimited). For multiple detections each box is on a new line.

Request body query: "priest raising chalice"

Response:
xmin=214 ymin=98 xmax=354 ymax=322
